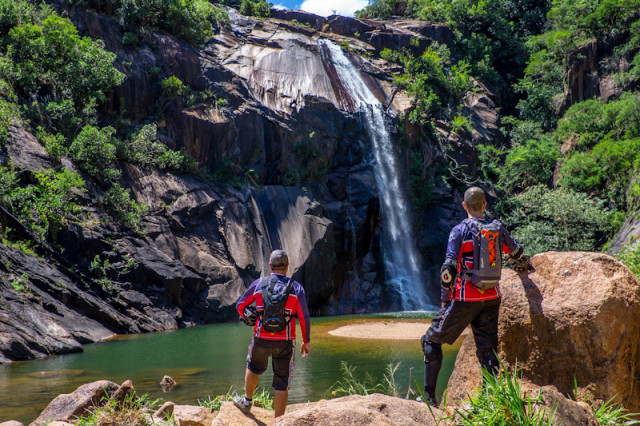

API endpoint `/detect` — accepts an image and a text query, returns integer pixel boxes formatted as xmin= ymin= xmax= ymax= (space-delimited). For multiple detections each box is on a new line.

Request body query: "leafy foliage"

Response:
xmin=3 ymin=12 xmax=124 ymax=134
xmin=615 ymin=242 xmax=640 ymax=277
xmin=0 ymin=99 xmax=22 ymax=146
xmin=555 ymin=93 xmax=640 ymax=209
xmin=102 ymin=183 xmax=148 ymax=230
xmin=363 ymin=0 xmax=550 ymax=87
xmin=70 ymin=125 xmax=120 ymax=181
xmin=500 ymin=136 xmax=561 ymax=193
xmin=0 ymin=164 xmax=86 ymax=239
xmin=382 ymin=43 xmax=472 ymax=124
xmin=161 ymin=76 xmax=190 ymax=99
xmin=504 ymin=186 xmax=611 ymax=255
xmin=69 ymin=0 xmax=229 ymax=45
xmin=516 ymin=0 xmax=640 ymax=126
xmin=239 ymin=0 xmax=271 ymax=18
xmin=121 ymin=124 xmax=190 ymax=172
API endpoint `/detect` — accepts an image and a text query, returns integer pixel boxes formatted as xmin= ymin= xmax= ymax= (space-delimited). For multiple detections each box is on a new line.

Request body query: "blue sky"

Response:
xmin=272 ymin=0 xmax=369 ymax=17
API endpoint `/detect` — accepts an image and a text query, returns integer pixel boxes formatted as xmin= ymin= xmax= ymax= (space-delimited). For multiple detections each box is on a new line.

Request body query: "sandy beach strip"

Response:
xmin=328 ymin=321 xmax=428 ymax=340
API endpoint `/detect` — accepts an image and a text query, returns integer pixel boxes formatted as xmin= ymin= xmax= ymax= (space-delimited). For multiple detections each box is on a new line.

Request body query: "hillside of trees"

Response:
xmin=358 ymin=0 xmax=640 ymax=270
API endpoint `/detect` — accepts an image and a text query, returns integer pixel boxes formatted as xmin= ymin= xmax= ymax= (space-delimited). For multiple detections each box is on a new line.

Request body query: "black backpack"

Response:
xmin=260 ymin=276 xmax=293 ymax=333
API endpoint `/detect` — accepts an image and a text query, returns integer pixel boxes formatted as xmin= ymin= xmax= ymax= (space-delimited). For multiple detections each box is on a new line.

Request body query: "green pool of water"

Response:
xmin=0 ymin=313 xmax=460 ymax=423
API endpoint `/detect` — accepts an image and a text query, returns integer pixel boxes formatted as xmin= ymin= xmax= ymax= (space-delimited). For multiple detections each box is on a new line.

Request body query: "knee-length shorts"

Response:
xmin=246 ymin=337 xmax=295 ymax=391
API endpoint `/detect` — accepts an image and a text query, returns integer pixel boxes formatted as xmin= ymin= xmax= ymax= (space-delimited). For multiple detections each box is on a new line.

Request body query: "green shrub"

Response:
xmin=11 ymin=273 xmax=30 ymax=293
xmin=161 ymin=76 xmax=190 ymax=99
xmin=0 ymin=165 xmax=86 ymax=239
xmin=36 ymin=127 xmax=67 ymax=160
xmin=499 ymin=136 xmax=561 ymax=193
xmin=70 ymin=125 xmax=120 ymax=181
xmin=121 ymin=124 xmax=188 ymax=172
xmin=71 ymin=0 xmax=229 ymax=45
xmin=102 ymin=183 xmax=147 ymax=230
xmin=355 ymin=0 xmax=403 ymax=19
xmin=505 ymin=186 xmax=611 ymax=255
xmin=0 ymin=0 xmax=45 ymax=34
xmin=615 ymin=242 xmax=640 ymax=277
xmin=387 ymin=43 xmax=472 ymax=125
xmin=559 ymin=138 xmax=640 ymax=208
xmin=5 ymin=14 xmax=124 ymax=115
xmin=239 ymin=0 xmax=271 ymax=18
xmin=0 ymin=99 xmax=21 ymax=146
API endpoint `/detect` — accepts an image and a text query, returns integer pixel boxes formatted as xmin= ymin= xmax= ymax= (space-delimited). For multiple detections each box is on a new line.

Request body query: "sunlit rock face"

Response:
xmin=0 ymin=5 xmax=490 ymax=363
xmin=219 ymin=26 xmax=342 ymax=114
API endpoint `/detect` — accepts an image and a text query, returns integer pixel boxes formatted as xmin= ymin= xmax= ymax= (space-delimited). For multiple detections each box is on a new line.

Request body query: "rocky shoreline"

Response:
xmin=3 ymin=251 xmax=639 ymax=425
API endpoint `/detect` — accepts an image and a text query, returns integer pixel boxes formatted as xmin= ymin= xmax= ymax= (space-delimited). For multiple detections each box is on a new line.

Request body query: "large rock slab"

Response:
xmin=211 ymin=402 xmax=273 ymax=425
xmin=30 ymin=380 xmax=119 ymax=425
xmin=277 ymin=393 xmax=443 ymax=425
xmin=447 ymin=251 xmax=640 ymax=411
xmin=173 ymin=405 xmax=217 ymax=426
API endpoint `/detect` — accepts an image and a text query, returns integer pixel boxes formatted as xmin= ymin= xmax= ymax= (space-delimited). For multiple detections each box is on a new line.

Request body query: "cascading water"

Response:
xmin=320 ymin=39 xmax=431 ymax=310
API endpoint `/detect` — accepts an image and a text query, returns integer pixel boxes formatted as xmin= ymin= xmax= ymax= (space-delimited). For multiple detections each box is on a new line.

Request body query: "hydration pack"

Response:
xmin=260 ymin=276 xmax=293 ymax=333
xmin=460 ymin=219 xmax=503 ymax=290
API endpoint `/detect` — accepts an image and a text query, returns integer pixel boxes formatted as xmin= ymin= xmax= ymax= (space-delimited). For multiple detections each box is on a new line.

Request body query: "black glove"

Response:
xmin=511 ymin=246 xmax=524 ymax=260
xmin=440 ymin=259 xmax=457 ymax=289
xmin=512 ymin=255 xmax=533 ymax=273
xmin=242 ymin=304 xmax=258 ymax=326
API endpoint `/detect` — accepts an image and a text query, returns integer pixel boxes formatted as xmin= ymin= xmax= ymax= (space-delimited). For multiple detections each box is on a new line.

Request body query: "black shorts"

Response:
xmin=246 ymin=337 xmax=295 ymax=391
xmin=426 ymin=298 xmax=500 ymax=351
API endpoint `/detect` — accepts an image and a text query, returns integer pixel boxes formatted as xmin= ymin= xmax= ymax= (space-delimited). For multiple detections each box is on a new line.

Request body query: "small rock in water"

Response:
xmin=160 ymin=375 xmax=178 ymax=389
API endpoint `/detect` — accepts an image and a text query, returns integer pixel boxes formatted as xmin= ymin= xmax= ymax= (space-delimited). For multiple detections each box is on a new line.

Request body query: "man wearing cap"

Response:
xmin=234 ymin=249 xmax=311 ymax=418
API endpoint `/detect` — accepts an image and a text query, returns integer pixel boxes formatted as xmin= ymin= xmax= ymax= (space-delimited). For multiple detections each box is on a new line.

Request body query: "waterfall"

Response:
xmin=319 ymin=39 xmax=431 ymax=310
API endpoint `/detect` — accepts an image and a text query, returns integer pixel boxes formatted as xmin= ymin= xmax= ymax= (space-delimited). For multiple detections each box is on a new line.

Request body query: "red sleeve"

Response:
xmin=236 ymin=280 xmax=259 ymax=317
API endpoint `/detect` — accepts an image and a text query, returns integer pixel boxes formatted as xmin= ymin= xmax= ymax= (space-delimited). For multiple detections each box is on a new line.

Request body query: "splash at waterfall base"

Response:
xmin=319 ymin=39 xmax=435 ymax=311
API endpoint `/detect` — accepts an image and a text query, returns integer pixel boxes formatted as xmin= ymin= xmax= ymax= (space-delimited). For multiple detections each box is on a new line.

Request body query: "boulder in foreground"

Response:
xmin=277 ymin=393 xmax=443 ymax=425
xmin=448 ymin=251 xmax=640 ymax=411
xmin=30 ymin=380 xmax=119 ymax=425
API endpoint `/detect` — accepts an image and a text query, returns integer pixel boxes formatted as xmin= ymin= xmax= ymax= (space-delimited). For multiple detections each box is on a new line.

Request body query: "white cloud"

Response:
xmin=272 ymin=3 xmax=287 ymax=9
xmin=298 ymin=0 xmax=368 ymax=17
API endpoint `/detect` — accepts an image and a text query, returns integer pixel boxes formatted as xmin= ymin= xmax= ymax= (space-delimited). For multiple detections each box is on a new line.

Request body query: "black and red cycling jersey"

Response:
xmin=443 ymin=217 xmax=521 ymax=302
xmin=236 ymin=273 xmax=311 ymax=343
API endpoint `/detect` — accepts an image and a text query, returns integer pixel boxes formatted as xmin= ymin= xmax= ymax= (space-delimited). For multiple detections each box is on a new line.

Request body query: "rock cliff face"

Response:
xmin=0 ymin=6 xmax=503 ymax=362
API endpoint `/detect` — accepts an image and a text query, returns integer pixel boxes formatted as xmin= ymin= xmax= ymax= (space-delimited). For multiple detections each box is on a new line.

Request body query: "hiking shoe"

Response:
xmin=233 ymin=396 xmax=252 ymax=414
xmin=416 ymin=395 xmax=439 ymax=407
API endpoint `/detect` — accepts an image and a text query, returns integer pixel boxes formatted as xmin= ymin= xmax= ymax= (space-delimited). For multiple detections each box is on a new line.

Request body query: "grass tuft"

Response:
xmin=455 ymin=360 xmax=556 ymax=426
xmin=75 ymin=391 xmax=162 ymax=426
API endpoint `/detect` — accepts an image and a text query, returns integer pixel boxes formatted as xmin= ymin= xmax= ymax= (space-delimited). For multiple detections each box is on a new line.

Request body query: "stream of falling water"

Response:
xmin=320 ymin=39 xmax=430 ymax=310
